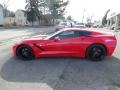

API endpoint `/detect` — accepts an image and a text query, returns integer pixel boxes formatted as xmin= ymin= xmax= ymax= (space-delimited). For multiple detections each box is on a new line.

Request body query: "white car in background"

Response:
xmin=109 ymin=24 xmax=115 ymax=30
xmin=74 ymin=23 xmax=86 ymax=28
xmin=55 ymin=22 xmax=72 ymax=31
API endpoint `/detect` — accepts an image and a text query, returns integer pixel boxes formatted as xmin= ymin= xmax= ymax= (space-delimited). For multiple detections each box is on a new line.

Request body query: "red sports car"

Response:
xmin=13 ymin=28 xmax=117 ymax=61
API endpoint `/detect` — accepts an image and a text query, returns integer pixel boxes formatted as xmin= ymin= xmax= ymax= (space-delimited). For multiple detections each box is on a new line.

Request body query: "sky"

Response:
xmin=65 ymin=0 xmax=120 ymax=22
xmin=0 ymin=0 xmax=120 ymax=22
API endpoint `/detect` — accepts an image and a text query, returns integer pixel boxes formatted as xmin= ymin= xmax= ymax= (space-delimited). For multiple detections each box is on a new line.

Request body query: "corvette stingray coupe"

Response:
xmin=13 ymin=28 xmax=117 ymax=61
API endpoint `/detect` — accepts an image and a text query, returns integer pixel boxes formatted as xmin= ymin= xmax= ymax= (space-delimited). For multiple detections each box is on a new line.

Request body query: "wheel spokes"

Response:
xmin=21 ymin=48 xmax=32 ymax=58
xmin=91 ymin=47 xmax=104 ymax=59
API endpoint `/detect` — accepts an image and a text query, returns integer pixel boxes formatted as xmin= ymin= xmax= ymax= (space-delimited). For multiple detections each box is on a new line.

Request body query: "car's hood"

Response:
xmin=21 ymin=35 xmax=48 ymax=44
xmin=25 ymin=35 xmax=48 ymax=40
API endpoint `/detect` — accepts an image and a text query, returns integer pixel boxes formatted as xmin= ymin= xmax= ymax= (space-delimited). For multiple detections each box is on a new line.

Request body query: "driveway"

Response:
xmin=0 ymin=27 xmax=120 ymax=90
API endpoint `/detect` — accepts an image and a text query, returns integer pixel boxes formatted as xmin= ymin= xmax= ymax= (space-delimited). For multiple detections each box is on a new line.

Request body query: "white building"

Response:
xmin=15 ymin=10 xmax=28 ymax=26
xmin=4 ymin=17 xmax=15 ymax=26
xmin=0 ymin=4 xmax=4 ymax=26
xmin=107 ymin=10 xmax=120 ymax=30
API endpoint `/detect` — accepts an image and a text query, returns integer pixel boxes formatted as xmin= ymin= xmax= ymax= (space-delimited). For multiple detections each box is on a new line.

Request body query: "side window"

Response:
xmin=50 ymin=31 xmax=91 ymax=40
xmin=60 ymin=31 xmax=74 ymax=35
xmin=79 ymin=31 xmax=91 ymax=36
xmin=57 ymin=31 xmax=74 ymax=39
xmin=56 ymin=31 xmax=80 ymax=40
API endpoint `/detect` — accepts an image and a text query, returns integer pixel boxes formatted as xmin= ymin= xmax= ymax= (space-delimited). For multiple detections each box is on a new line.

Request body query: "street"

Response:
xmin=0 ymin=27 xmax=120 ymax=90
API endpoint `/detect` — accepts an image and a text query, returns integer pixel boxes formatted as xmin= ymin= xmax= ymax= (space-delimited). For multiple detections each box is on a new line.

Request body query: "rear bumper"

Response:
xmin=106 ymin=40 xmax=117 ymax=56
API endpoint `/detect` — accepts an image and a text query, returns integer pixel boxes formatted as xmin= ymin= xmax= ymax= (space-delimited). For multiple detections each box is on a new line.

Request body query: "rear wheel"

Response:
xmin=86 ymin=44 xmax=106 ymax=61
xmin=16 ymin=45 xmax=35 ymax=60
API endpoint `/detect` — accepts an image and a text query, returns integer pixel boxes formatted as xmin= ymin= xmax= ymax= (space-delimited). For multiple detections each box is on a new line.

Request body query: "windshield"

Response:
xmin=44 ymin=30 xmax=62 ymax=40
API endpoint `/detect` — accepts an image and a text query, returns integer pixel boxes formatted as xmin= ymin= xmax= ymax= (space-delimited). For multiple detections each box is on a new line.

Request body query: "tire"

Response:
xmin=16 ymin=45 xmax=35 ymax=60
xmin=86 ymin=44 xmax=106 ymax=61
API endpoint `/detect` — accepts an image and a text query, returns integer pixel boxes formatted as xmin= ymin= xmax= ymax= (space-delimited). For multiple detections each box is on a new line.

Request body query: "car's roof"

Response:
xmin=60 ymin=28 xmax=114 ymax=35
xmin=61 ymin=28 xmax=91 ymax=32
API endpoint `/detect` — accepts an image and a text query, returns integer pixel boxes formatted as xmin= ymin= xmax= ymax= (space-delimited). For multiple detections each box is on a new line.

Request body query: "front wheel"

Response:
xmin=86 ymin=44 xmax=106 ymax=61
xmin=16 ymin=45 xmax=35 ymax=60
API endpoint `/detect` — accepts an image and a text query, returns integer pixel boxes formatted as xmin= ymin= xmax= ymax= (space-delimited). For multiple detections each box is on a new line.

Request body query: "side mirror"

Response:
xmin=54 ymin=37 xmax=60 ymax=41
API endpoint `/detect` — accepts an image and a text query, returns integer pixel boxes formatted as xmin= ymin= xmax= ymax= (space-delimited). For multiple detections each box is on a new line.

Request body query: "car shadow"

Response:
xmin=1 ymin=56 xmax=120 ymax=89
xmin=0 ymin=57 xmax=72 ymax=87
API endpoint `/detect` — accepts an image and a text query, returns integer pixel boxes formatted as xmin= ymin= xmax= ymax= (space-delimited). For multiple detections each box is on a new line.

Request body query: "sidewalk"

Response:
xmin=0 ymin=30 xmax=33 ymax=41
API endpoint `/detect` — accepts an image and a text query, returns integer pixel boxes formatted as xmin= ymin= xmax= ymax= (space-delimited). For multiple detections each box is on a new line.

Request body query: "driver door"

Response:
xmin=41 ymin=30 xmax=81 ymax=56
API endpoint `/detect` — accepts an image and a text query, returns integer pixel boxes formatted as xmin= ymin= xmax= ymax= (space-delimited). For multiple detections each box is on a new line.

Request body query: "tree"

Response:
xmin=39 ymin=0 xmax=47 ymax=15
xmin=48 ymin=0 xmax=69 ymax=24
xmin=25 ymin=0 xmax=69 ymax=25
xmin=26 ymin=9 xmax=36 ymax=25
xmin=1 ymin=0 xmax=10 ymax=17
xmin=102 ymin=9 xmax=110 ymax=26
xmin=25 ymin=0 xmax=43 ymax=25
xmin=25 ymin=0 xmax=37 ymax=25
xmin=67 ymin=15 xmax=73 ymax=21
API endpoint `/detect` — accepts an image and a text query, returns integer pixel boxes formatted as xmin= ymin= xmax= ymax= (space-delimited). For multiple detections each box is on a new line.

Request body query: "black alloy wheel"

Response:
xmin=86 ymin=44 xmax=106 ymax=61
xmin=16 ymin=45 xmax=34 ymax=60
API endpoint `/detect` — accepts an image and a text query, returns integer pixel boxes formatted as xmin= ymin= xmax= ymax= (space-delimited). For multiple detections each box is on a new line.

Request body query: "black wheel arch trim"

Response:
xmin=16 ymin=44 xmax=32 ymax=51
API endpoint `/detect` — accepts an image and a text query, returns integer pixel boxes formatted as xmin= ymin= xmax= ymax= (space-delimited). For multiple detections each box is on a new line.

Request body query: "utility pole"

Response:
xmin=90 ymin=14 xmax=94 ymax=23
xmin=82 ymin=8 xmax=86 ymax=23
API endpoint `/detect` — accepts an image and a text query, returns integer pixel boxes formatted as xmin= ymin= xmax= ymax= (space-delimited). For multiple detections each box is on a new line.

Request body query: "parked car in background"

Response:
xmin=74 ymin=23 xmax=86 ymax=28
xmin=110 ymin=24 xmax=115 ymax=30
xmin=98 ymin=25 xmax=103 ymax=28
xmin=92 ymin=25 xmax=98 ymax=28
xmin=55 ymin=22 xmax=72 ymax=31
xmin=109 ymin=24 xmax=120 ymax=30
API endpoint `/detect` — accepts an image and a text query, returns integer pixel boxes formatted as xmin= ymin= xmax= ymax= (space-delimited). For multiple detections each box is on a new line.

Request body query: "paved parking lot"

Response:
xmin=0 ymin=27 xmax=120 ymax=90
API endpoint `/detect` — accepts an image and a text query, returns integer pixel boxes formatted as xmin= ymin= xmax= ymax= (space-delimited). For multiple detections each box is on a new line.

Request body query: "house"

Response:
xmin=0 ymin=4 xmax=4 ymax=26
xmin=4 ymin=11 xmax=15 ymax=26
xmin=107 ymin=10 xmax=120 ymax=30
xmin=15 ymin=10 xmax=28 ymax=26
xmin=4 ymin=17 xmax=15 ymax=26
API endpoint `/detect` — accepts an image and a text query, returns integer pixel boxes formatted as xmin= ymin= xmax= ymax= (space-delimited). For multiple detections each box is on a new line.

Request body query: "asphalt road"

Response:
xmin=0 ymin=27 xmax=120 ymax=90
